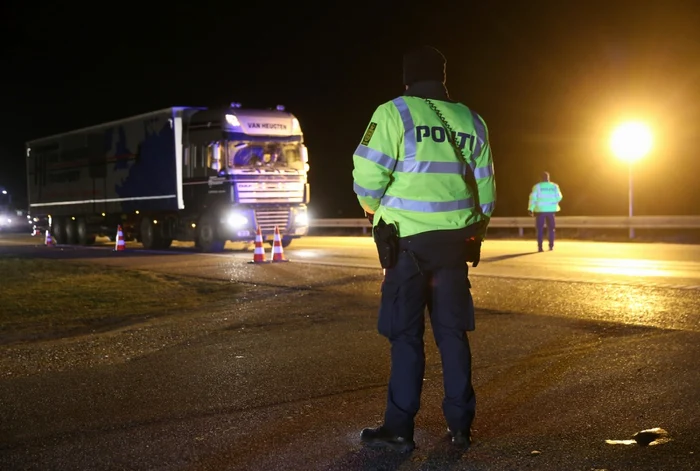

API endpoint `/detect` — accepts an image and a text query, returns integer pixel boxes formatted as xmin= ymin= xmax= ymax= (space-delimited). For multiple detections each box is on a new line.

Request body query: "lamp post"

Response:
xmin=610 ymin=121 xmax=653 ymax=239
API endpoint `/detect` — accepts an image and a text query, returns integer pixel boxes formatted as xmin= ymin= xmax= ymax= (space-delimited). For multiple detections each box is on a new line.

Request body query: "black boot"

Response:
xmin=448 ymin=428 xmax=472 ymax=448
xmin=360 ymin=425 xmax=415 ymax=453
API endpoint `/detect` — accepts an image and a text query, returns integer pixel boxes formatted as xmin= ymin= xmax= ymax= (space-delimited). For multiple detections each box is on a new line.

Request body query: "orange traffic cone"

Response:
xmin=113 ymin=225 xmax=126 ymax=252
xmin=44 ymin=229 xmax=55 ymax=246
xmin=271 ymin=226 xmax=289 ymax=262
xmin=248 ymin=226 xmax=269 ymax=264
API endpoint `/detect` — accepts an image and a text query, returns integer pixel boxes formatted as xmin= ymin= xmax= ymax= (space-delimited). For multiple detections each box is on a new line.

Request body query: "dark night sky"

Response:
xmin=2 ymin=1 xmax=699 ymax=218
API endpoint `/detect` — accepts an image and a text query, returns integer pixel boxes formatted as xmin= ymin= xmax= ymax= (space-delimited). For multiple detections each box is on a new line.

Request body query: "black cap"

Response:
xmin=403 ymin=46 xmax=446 ymax=85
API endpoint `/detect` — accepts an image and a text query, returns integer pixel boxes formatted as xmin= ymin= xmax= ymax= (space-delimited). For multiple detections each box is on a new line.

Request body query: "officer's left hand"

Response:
xmin=366 ymin=212 xmax=374 ymax=224
xmin=528 ymin=210 xmax=534 ymax=217
xmin=465 ymin=237 xmax=482 ymax=267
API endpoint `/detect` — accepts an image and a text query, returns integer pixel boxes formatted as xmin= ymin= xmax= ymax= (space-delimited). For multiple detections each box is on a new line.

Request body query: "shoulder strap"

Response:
xmin=424 ymin=99 xmax=488 ymax=222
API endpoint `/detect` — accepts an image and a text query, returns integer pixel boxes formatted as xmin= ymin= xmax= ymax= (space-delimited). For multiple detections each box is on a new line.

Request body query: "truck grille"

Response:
xmin=255 ymin=209 xmax=290 ymax=234
xmin=236 ymin=178 xmax=304 ymax=204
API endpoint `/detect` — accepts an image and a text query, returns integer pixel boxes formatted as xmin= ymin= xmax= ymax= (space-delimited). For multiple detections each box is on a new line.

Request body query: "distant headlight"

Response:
xmin=227 ymin=214 xmax=248 ymax=228
xmin=295 ymin=213 xmax=309 ymax=227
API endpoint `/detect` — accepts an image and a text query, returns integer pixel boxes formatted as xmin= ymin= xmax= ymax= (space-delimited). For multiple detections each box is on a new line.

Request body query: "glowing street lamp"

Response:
xmin=610 ymin=121 xmax=653 ymax=239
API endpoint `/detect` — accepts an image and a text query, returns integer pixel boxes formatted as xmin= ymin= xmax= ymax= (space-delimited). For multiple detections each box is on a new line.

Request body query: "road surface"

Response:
xmin=1 ymin=234 xmax=699 ymax=470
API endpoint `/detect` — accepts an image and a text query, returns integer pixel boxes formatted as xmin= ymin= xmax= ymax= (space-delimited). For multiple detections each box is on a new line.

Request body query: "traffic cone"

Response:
xmin=271 ymin=226 xmax=289 ymax=262
xmin=113 ymin=225 xmax=126 ymax=252
xmin=44 ymin=229 xmax=55 ymax=246
xmin=248 ymin=226 xmax=269 ymax=264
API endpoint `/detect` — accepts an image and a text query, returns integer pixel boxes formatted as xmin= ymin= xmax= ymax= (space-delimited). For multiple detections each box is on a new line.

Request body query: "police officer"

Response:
xmin=352 ymin=45 xmax=496 ymax=452
xmin=528 ymin=171 xmax=563 ymax=252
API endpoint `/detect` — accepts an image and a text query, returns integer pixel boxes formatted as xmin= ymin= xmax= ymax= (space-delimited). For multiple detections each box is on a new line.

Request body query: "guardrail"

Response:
xmin=310 ymin=216 xmax=700 ymax=236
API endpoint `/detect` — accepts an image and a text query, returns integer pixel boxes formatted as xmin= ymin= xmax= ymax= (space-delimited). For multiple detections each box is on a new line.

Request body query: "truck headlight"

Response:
xmin=295 ymin=213 xmax=309 ymax=227
xmin=227 ymin=214 xmax=248 ymax=228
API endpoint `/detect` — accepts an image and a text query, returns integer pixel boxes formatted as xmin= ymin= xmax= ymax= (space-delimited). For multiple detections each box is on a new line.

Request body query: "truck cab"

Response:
xmin=179 ymin=105 xmax=310 ymax=251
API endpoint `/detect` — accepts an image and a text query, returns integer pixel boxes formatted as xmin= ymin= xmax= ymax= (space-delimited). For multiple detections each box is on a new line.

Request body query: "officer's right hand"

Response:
xmin=465 ymin=237 xmax=482 ymax=267
xmin=528 ymin=210 xmax=534 ymax=217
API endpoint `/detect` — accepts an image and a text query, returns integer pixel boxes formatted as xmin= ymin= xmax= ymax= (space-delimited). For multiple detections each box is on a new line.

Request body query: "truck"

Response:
xmin=26 ymin=104 xmax=310 ymax=252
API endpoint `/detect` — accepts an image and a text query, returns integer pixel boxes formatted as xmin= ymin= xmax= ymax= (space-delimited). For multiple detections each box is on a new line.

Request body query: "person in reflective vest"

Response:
xmin=352 ymin=45 xmax=496 ymax=452
xmin=528 ymin=171 xmax=563 ymax=251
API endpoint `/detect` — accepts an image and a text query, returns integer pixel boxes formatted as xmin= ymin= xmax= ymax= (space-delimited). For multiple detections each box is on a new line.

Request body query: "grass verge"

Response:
xmin=0 ymin=258 xmax=240 ymax=344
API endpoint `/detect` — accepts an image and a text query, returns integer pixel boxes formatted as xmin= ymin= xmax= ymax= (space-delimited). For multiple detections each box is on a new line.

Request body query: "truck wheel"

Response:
xmin=77 ymin=219 xmax=95 ymax=245
xmin=197 ymin=215 xmax=225 ymax=252
xmin=140 ymin=218 xmax=159 ymax=250
xmin=52 ymin=218 xmax=66 ymax=244
xmin=64 ymin=219 xmax=78 ymax=245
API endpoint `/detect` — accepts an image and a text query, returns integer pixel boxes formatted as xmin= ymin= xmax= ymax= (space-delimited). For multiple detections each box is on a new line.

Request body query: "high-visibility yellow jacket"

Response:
xmin=352 ymin=96 xmax=496 ymax=238
xmin=528 ymin=181 xmax=562 ymax=212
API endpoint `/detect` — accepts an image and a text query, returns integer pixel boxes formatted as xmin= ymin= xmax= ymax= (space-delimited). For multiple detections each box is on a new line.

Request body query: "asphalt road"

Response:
xmin=1 ymin=234 xmax=699 ymax=470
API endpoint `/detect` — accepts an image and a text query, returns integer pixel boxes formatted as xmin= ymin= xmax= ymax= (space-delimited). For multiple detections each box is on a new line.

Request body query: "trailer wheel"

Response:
xmin=52 ymin=218 xmax=66 ymax=244
xmin=197 ymin=215 xmax=225 ymax=253
xmin=64 ymin=218 xmax=78 ymax=245
xmin=140 ymin=218 xmax=159 ymax=250
xmin=77 ymin=219 xmax=95 ymax=245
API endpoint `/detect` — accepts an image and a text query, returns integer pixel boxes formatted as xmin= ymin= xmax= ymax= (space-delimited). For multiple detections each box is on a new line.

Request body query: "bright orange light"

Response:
xmin=610 ymin=121 xmax=653 ymax=163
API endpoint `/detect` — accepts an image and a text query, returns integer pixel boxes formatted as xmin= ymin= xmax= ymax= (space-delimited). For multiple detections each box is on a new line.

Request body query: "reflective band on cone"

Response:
xmin=271 ymin=225 xmax=289 ymax=263
xmin=249 ymin=226 xmax=269 ymax=264
xmin=113 ymin=225 xmax=126 ymax=252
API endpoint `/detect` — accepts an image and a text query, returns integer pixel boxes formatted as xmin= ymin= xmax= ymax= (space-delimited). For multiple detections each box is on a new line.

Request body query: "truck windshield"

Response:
xmin=225 ymin=141 xmax=303 ymax=170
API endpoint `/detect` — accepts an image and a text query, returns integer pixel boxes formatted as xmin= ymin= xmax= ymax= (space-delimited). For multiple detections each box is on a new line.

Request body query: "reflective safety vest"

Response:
xmin=352 ymin=96 xmax=496 ymax=238
xmin=528 ymin=181 xmax=562 ymax=212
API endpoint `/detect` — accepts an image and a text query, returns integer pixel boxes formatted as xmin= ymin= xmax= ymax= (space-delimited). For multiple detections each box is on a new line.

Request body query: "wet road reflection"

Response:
xmin=606 ymin=427 xmax=672 ymax=446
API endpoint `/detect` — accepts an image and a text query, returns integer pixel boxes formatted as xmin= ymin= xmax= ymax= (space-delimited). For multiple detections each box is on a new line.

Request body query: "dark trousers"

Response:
xmin=535 ymin=212 xmax=556 ymax=249
xmin=378 ymin=250 xmax=476 ymax=438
